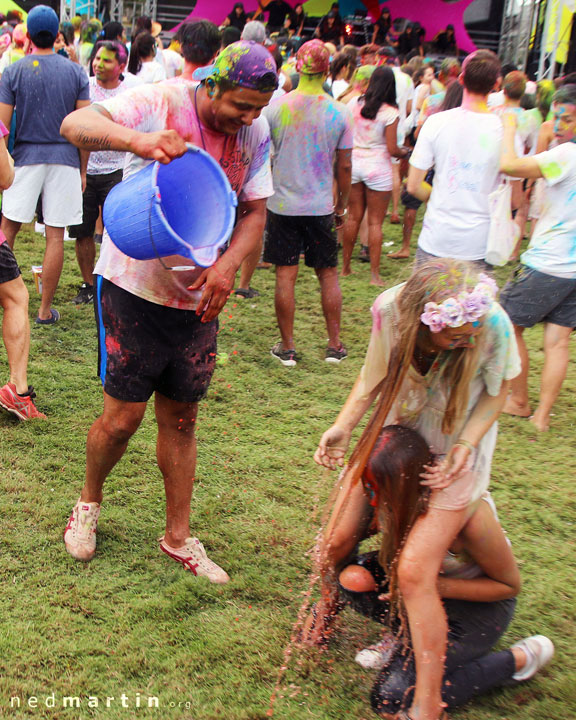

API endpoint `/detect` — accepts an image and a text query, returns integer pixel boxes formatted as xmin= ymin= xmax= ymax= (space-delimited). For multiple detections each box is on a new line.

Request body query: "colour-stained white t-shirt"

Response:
xmin=264 ymin=91 xmax=353 ymax=216
xmin=348 ymin=96 xmax=398 ymax=152
xmin=410 ymin=107 xmax=503 ymax=261
xmin=522 ymin=142 xmax=576 ymax=278
xmin=94 ymin=83 xmax=273 ymax=309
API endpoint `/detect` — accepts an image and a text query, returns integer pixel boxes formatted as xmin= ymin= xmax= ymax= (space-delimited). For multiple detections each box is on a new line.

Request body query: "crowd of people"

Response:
xmin=0 ymin=4 xmax=573 ymax=719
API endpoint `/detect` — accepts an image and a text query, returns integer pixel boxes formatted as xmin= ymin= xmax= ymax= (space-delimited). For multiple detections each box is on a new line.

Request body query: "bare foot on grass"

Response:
xmin=529 ymin=412 xmax=550 ymax=432
xmin=370 ymin=277 xmax=386 ymax=287
xmin=503 ymin=397 xmax=532 ymax=418
xmin=341 ymin=268 xmax=355 ymax=277
xmin=388 ymin=250 xmax=410 ymax=259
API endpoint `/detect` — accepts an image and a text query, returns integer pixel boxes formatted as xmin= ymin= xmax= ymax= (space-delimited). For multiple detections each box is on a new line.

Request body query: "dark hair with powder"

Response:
xmin=462 ymin=49 xmax=500 ymax=95
xmin=89 ymin=40 xmax=128 ymax=76
xmin=178 ymin=21 xmax=221 ymax=66
xmin=438 ymin=79 xmax=463 ymax=111
xmin=553 ymin=83 xmax=576 ymax=106
xmin=128 ymin=31 xmax=156 ymax=75
xmin=360 ymin=65 xmax=397 ymax=120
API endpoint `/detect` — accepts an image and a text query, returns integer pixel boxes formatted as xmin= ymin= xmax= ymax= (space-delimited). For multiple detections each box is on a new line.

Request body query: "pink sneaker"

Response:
xmin=64 ymin=499 xmax=101 ymax=561
xmin=0 ymin=383 xmax=46 ymax=420
xmin=159 ymin=536 xmax=230 ymax=584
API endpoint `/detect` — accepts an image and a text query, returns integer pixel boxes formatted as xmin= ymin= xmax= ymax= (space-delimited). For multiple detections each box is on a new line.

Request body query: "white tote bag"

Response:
xmin=485 ymin=179 xmax=520 ymax=266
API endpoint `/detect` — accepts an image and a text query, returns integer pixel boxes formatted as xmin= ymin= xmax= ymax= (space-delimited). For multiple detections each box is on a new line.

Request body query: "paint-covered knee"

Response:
xmin=101 ymin=411 xmax=142 ymax=443
xmin=339 ymin=564 xmax=378 ymax=592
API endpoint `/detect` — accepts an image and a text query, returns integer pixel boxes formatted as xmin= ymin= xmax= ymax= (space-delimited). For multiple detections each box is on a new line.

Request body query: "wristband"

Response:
xmin=334 ymin=208 xmax=348 ymax=218
xmin=455 ymin=438 xmax=475 ymax=453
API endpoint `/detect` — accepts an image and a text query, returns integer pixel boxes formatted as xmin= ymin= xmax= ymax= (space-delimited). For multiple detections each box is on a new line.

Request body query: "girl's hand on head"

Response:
xmin=420 ymin=444 xmax=473 ymax=489
xmin=313 ymin=426 xmax=350 ymax=470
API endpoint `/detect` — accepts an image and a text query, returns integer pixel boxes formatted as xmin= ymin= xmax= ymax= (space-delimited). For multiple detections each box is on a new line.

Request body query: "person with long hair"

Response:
xmin=341 ymin=66 xmax=408 ymax=285
xmin=285 ymin=3 xmax=306 ymax=37
xmin=127 ymin=32 xmax=166 ymax=83
xmin=311 ymin=424 xmax=554 ymax=717
xmin=337 ymin=63 xmax=375 ymax=104
xmin=328 ymin=51 xmax=354 ymax=99
xmin=222 ymin=2 xmax=247 ymax=31
xmin=311 ymin=259 xmax=521 ymax=720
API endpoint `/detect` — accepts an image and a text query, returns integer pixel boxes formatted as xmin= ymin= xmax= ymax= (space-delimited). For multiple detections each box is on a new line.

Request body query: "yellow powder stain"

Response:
xmin=32 ymin=60 xmax=39 ymax=67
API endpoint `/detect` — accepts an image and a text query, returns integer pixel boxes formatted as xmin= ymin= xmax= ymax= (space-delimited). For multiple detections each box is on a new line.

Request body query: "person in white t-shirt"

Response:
xmin=68 ymin=41 xmax=135 ymax=305
xmin=499 ymin=84 xmax=576 ymax=432
xmin=342 ymin=66 xmax=408 ymax=285
xmin=407 ymin=49 xmax=503 ymax=268
xmin=127 ymin=32 xmax=166 ymax=83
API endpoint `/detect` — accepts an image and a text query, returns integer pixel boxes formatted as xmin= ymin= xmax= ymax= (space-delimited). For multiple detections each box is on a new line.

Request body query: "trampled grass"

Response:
xmin=0 ymin=218 xmax=574 ymax=720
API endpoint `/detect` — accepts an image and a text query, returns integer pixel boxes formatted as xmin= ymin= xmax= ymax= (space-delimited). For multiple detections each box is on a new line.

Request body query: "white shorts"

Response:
xmin=2 ymin=164 xmax=83 ymax=227
xmin=351 ymin=152 xmax=393 ymax=192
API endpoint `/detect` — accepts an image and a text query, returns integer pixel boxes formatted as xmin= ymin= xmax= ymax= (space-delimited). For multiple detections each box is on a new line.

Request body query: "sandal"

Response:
xmin=35 ymin=308 xmax=60 ymax=325
xmin=234 ymin=287 xmax=260 ymax=299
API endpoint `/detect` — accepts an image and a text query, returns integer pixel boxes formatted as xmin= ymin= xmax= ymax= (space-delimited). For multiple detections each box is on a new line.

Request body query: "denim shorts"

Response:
xmin=500 ymin=264 xmax=576 ymax=328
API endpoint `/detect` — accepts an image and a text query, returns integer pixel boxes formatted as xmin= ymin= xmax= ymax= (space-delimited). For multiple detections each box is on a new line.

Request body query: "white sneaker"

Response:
xmin=354 ymin=632 xmax=398 ymax=670
xmin=511 ymin=635 xmax=555 ymax=681
xmin=159 ymin=536 xmax=230 ymax=584
xmin=64 ymin=498 xmax=101 ymax=561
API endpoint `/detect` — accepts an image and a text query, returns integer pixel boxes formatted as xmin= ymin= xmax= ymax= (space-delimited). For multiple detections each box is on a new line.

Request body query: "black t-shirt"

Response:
xmin=227 ymin=11 xmax=247 ymax=30
xmin=374 ymin=16 xmax=391 ymax=44
xmin=398 ymin=31 xmax=420 ymax=56
xmin=266 ymin=0 xmax=292 ymax=27
xmin=435 ymin=31 xmax=456 ymax=52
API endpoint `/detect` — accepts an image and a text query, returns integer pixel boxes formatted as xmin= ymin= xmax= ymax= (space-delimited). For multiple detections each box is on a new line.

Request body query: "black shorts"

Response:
xmin=0 ymin=242 xmax=21 ymax=284
xmin=500 ymin=264 xmax=576 ymax=328
xmin=94 ymin=277 xmax=218 ymax=403
xmin=263 ymin=211 xmax=338 ymax=268
xmin=68 ymin=170 xmax=123 ymax=238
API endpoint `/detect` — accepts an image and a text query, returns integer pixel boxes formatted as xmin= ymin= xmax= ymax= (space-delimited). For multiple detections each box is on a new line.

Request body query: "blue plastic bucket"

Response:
xmin=103 ymin=145 xmax=238 ymax=267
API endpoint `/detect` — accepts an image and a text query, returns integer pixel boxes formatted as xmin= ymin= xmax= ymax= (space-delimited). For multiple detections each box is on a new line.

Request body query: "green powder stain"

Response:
xmin=541 ymin=160 xmax=562 ymax=180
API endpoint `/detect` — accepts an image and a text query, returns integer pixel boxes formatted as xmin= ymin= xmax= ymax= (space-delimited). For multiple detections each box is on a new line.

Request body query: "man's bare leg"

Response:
xmin=531 ymin=323 xmax=573 ymax=432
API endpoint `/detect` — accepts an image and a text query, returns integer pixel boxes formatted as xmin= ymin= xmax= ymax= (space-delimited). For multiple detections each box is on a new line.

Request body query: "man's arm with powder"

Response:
xmin=334 ymin=148 xmax=351 ymax=227
xmin=500 ymin=113 xmax=543 ymax=179
xmin=189 ymin=198 xmax=267 ymax=323
xmin=61 ymin=104 xmax=188 ymax=163
xmin=407 ymin=165 xmax=432 ymax=201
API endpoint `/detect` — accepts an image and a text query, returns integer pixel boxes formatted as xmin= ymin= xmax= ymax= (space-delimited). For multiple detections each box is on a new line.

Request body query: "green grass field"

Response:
xmin=0 ymin=219 xmax=574 ymax=720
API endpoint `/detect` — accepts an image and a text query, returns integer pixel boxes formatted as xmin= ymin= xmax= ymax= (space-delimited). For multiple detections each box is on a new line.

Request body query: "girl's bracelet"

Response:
xmin=455 ymin=438 xmax=476 ymax=453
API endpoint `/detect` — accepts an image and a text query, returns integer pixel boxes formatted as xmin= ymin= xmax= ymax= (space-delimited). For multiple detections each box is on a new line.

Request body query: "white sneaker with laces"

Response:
xmin=64 ymin=498 xmax=101 ymax=561
xmin=354 ymin=632 xmax=398 ymax=670
xmin=511 ymin=635 xmax=555 ymax=681
xmin=159 ymin=536 xmax=230 ymax=584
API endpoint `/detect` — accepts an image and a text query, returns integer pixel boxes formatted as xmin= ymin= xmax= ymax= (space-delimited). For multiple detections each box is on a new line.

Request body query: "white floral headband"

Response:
xmin=420 ymin=274 xmax=498 ymax=333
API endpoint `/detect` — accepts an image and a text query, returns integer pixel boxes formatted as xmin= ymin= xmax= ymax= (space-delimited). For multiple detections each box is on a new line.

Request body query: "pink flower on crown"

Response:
xmin=459 ymin=291 xmax=490 ymax=323
xmin=420 ymin=302 xmax=447 ymax=333
xmin=440 ymin=297 xmax=465 ymax=327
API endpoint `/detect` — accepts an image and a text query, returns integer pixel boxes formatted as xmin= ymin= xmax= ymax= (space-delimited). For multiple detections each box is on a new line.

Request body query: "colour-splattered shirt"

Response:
xmin=348 ymin=97 xmax=398 ymax=151
xmin=522 ymin=142 xmax=576 ymax=278
xmin=358 ymin=282 xmax=520 ymax=508
xmin=87 ymin=77 xmax=134 ymax=175
xmin=0 ymin=53 xmax=89 ymax=168
xmin=410 ymin=107 xmax=503 ymax=261
xmin=264 ymin=91 xmax=353 ymax=216
xmin=94 ymin=82 xmax=272 ymax=309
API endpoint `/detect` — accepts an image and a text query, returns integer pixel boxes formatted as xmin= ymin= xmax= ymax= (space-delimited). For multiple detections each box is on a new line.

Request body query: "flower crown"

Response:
xmin=420 ymin=274 xmax=498 ymax=333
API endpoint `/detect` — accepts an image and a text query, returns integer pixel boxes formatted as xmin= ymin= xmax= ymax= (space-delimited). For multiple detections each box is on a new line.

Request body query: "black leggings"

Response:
xmin=340 ymin=552 xmax=517 ymax=716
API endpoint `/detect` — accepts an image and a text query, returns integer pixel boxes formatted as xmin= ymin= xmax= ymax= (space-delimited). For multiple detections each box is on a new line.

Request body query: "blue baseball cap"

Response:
xmin=27 ymin=5 xmax=59 ymax=39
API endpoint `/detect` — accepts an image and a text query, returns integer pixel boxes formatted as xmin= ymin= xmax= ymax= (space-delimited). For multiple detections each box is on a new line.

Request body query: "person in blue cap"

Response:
xmin=60 ymin=41 xmax=278 ymax=583
xmin=0 ymin=5 xmax=90 ymax=325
